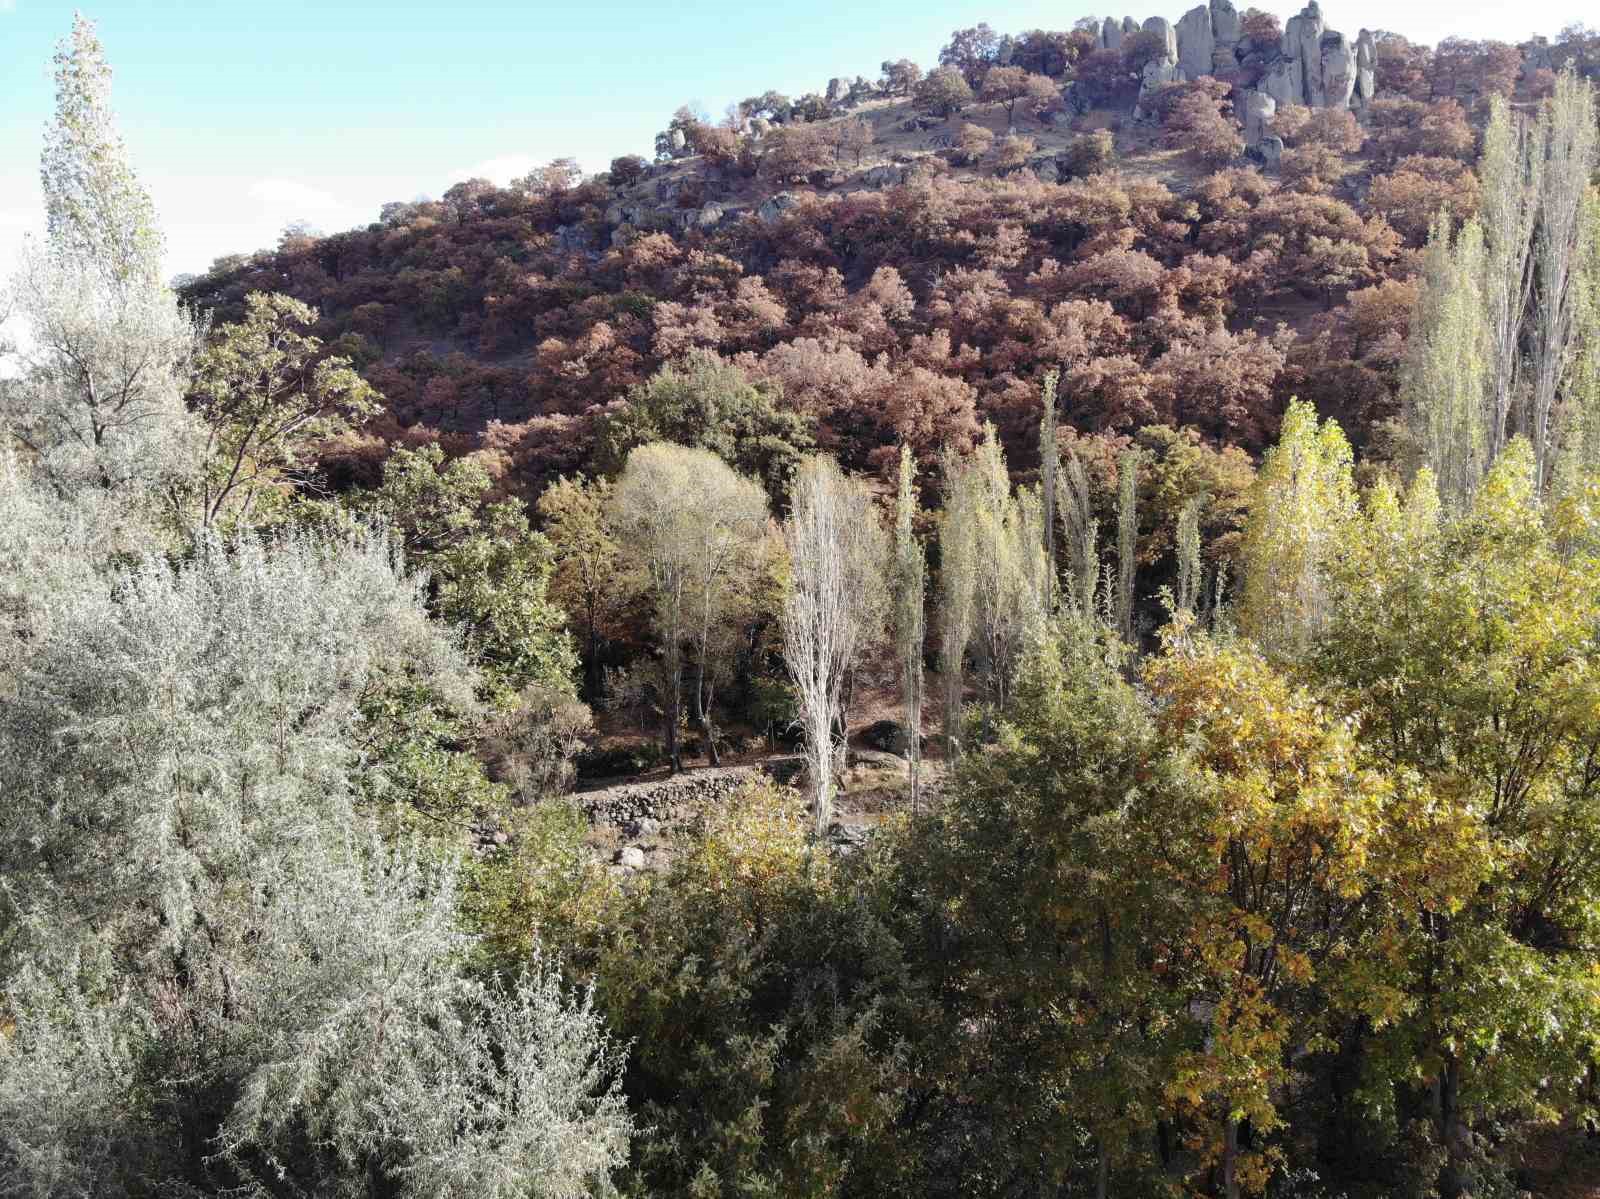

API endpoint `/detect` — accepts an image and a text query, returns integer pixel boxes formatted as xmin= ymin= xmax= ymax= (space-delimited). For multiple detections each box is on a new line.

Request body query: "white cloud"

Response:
xmin=446 ymin=154 xmax=539 ymax=188
xmin=246 ymin=177 xmax=345 ymax=219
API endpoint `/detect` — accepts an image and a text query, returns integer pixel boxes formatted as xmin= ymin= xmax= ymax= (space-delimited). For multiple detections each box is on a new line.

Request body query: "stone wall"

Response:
xmin=579 ymin=757 xmax=805 ymax=829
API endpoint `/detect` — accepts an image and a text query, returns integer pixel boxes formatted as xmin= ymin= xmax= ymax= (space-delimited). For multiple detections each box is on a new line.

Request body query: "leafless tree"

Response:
xmin=782 ymin=456 xmax=889 ymax=836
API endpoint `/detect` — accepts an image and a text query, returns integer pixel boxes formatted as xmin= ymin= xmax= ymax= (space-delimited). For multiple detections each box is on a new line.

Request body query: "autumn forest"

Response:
xmin=7 ymin=5 xmax=1600 ymax=1199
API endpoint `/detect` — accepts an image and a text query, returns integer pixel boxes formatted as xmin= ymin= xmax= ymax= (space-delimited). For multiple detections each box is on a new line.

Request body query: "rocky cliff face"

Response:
xmin=1095 ymin=0 xmax=1379 ymax=142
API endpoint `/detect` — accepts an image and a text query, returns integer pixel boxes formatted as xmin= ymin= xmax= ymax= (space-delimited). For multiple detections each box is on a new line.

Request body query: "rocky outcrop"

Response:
xmin=1354 ymin=29 xmax=1377 ymax=106
xmin=1210 ymin=0 xmax=1242 ymax=49
xmin=1094 ymin=1 xmax=1376 ymax=113
xmin=1320 ymin=31 xmax=1358 ymax=109
xmin=1284 ymin=1 xmax=1327 ymax=104
xmin=1176 ymin=5 xmax=1215 ymax=80
xmin=1143 ymin=14 xmax=1179 ymax=61
xmin=861 ymin=164 xmax=905 ymax=189
xmin=1260 ymin=55 xmax=1302 ymax=107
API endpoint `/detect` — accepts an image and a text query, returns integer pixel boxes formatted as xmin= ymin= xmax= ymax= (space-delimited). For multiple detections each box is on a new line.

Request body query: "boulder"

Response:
xmin=1283 ymin=2 xmax=1326 ymax=105
xmin=826 ymin=77 xmax=845 ymax=103
xmin=750 ymin=117 xmax=772 ymax=138
xmin=1139 ymin=57 xmax=1185 ymax=105
xmin=861 ymin=164 xmax=904 ymax=189
xmin=1028 ymin=154 xmax=1062 ymax=183
xmin=614 ymin=846 xmax=646 ymax=870
xmin=1210 ymin=0 xmax=1242 ymax=48
xmin=1259 ymin=134 xmax=1284 ymax=169
xmin=692 ymin=201 xmax=725 ymax=230
xmin=1241 ymin=89 xmax=1277 ymax=145
xmin=996 ymin=35 xmax=1016 ymax=65
xmin=1177 ymin=5 xmax=1215 ymax=80
xmin=552 ymin=224 xmax=590 ymax=253
xmin=1320 ymin=31 xmax=1358 ymax=109
xmin=1143 ymin=15 xmax=1178 ymax=63
xmin=1101 ymin=15 xmax=1122 ymax=50
xmin=757 ymin=192 xmax=800 ymax=224
xmin=668 ymin=127 xmax=687 ymax=153
xmin=862 ymin=719 xmax=911 ymax=754
xmin=1122 ymin=16 xmax=1139 ymax=36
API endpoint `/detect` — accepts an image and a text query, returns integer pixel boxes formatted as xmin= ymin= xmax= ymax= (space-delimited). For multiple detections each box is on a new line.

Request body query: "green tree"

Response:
xmin=1314 ymin=443 xmax=1600 ymax=1198
xmin=914 ymin=66 xmax=975 ymax=119
xmin=1236 ymin=400 xmax=1357 ymax=658
xmin=608 ymin=443 xmax=769 ymax=771
xmin=366 ymin=443 xmax=579 ymax=700
xmin=597 ymin=350 xmax=813 ymax=502
xmin=182 ymin=291 xmax=380 ymax=531
xmin=538 ymin=473 xmax=638 ymax=701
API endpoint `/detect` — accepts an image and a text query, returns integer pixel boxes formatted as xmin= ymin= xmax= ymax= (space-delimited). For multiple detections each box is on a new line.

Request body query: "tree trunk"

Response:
xmin=665 ymin=650 xmax=682 ymax=773
xmin=1095 ymin=1140 xmax=1109 ymax=1199
xmin=1223 ymin=1116 xmax=1240 ymax=1199
xmin=1437 ymin=1055 xmax=1469 ymax=1199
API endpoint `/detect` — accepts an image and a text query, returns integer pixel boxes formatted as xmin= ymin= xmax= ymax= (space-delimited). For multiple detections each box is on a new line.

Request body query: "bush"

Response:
xmin=954 ymin=121 xmax=995 ymax=165
xmin=1061 ymin=129 xmax=1116 ymax=178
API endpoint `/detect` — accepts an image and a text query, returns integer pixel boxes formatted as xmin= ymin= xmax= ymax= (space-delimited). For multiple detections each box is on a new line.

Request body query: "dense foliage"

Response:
xmin=11 ymin=10 xmax=1600 ymax=1199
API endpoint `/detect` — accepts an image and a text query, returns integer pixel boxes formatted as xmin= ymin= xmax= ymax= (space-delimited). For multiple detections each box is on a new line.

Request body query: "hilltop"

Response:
xmin=178 ymin=4 xmax=1589 ymax=504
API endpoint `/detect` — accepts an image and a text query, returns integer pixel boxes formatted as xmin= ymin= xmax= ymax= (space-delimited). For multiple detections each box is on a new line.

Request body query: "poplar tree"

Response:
xmin=1114 ymin=449 xmax=1139 ymax=644
xmin=1528 ymin=72 xmax=1599 ymax=489
xmin=1039 ymin=370 xmax=1061 ymax=614
xmin=782 ymin=456 xmax=888 ymax=835
xmin=1237 ymin=400 xmax=1358 ymax=659
xmin=1477 ymin=95 xmax=1540 ymax=466
xmin=894 ymin=445 xmax=928 ymax=811
xmin=1401 ymin=216 xmax=1491 ymax=509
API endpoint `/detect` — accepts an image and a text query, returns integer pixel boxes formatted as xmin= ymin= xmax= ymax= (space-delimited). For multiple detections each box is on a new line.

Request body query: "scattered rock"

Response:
xmin=861 ymin=164 xmax=904 ymax=189
xmin=615 ymin=846 xmax=646 ymax=870
xmin=1241 ymin=89 xmax=1277 ymax=145
xmin=757 ymin=192 xmax=800 ymax=224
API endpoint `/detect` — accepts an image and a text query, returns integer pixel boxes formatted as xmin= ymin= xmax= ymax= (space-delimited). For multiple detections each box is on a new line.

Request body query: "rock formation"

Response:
xmin=1176 ymin=5 xmax=1215 ymax=79
xmin=1093 ymin=1 xmax=1382 ymax=147
xmin=1320 ymin=31 xmax=1358 ymax=109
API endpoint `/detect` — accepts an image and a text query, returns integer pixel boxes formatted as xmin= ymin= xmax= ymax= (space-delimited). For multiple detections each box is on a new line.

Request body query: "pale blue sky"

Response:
xmin=0 ymin=0 xmax=1586 ymax=277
